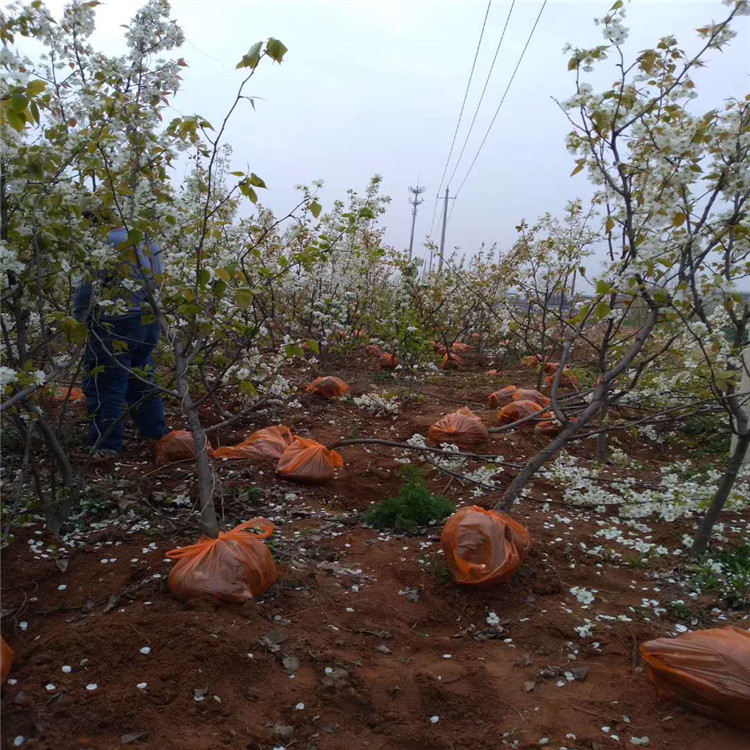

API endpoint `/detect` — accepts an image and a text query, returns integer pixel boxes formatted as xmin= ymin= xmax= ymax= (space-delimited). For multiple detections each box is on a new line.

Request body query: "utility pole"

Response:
xmin=407 ymin=183 xmax=426 ymax=263
xmin=437 ymin=187 xmax=456 ymax=273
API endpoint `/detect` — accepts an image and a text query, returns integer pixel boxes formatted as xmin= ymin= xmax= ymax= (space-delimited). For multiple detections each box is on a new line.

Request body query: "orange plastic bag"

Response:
xmin=305 ymin=376 xmax=349 ymax=400
xmin=441 ymin=506 xmax=531 ymax=586
xmin=639 ymin=627 xmax=750 ymax=729
xmin=365 ymin=344 xmax=384 ymax=358
xmin=213 ymin=425 xmax=293 ymax=461
xmin=545 ymin=370 xmax=579 ymax=389
xmin=442 ymin=353 xmax=463 ymax=370
xmin=521 ymin=355 xmax=541 ymax=368
xmin=277 ymin=437 xmax=344 ymax=483
xmin=55 ymin=386 xmax=85 ymax=402
xmin=428 ymin=407 xmax=489 ymax=450
xmin=497 ymin=399 xmax=543 ymax=425
xmin=535 ymin=419 xmax=561 ymax=435
xmin=378 ymin=353 xmax=399 ymax=370
xmin=543 ymin=361 xmax=560 ymax=374
xmin=1 ymin=636 xmax=15 ymax=683
xmin=512 ymin=389 xmax=551 ymax=408
xmin=155 ymin=430 xmax=214 ymax=466
xmin=451 ymin=342 xmax=472 ymax=354
xmin=166 ymin=520 xmax=277 ymax=604
xmin=488 ymin=386 xmax=518 ymax=409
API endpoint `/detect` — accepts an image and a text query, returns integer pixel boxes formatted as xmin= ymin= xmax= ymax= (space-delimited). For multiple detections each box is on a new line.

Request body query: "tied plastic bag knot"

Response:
xmin=441 ymin=506 xmax=531 ymax=586
xmin=521 ymin=355 xmax=542 ymax=368
xmin=1 ymin=636 xmax=15 ymax=683
xmin=545 ymin=370 xmax=579 ymax=389
xmin=639 ymin=626 xmax=750 ymax=729
xmin=428 ymin=407 xmax=489 ymax=450
xmin=305 ymin=376 xmax=349 ymax=400
xmin=156 ymin=430 xmax=215 ymax=466
xmin=535 ymin=419 xmax=561 ymax=435
xmin=378 ymin=353 xmax=399 ymax=370
xmin=213 ymin=425 xmax=293 ymax=461
xmin=365 ymin=344 xmax=384 ymax=358
xmin=497 ymin=399 xmax=544 ymax=425
xmin=512 ymin=389 xmax=551 ymax=408
xmin=55 ymin=386 xmax=85 ymax=402
xmin=442 ymin=353 xmax=463 ymax=370
xmin=488 ymin=386 xmax=518 ymax=409
xmin=487 ymin=385 xmax=518 ymax=409
xmin=166 ymin=519 xmax=277 ymax=604
xmin=277 ymin=437 xmax=344 ymax=483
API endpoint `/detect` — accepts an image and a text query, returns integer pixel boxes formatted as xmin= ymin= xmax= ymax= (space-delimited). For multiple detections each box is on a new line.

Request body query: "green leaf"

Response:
xmin=568 ymin=56 xmax=579 ymax=71
xmin=570 ymin=303 xmax=591 ymax=326
xmin=570 ymin=160 xmax=585 ymax=176
xmin=248 ymin=172 xmax=266 ymax=188
xmin=594 ymin=301 xmax=611 ymax=320
xmin=671 ymin=212 xmax=686 ymax=228
xmin=266 ymin=38 xmax=288 ymax=63
xmin=26 ymin=79 xmax=47 ymax=96
xmin=240 ymin=380 xmax=258 ymax=397
xmin=215 ymin=267 xmax=232 ymax=283
xmin=127 ymin=228 xmax=143 ymax=245
xmin=309 ymin=199 xmax=322 ymax=219
xmin=239 ymin=181 xmax=258 ymax=203
xmin=596 ymin=280 xmax=611 ymax=295
xmin=305 ymin=339 xmax=320 ymax=354
xmin=60 ymin=316 xmax=88 ymax=345
xmin=235 ymin=288 xmax=253 ymax=309
xmin=236 ymin=41 xmax=263 ymax=69
xmin=604 ymin=216 xmax=615 ymax=233
xmin=611 ymin=0 xmax=623 ymax=9
xmin=6 ymin=109 xmax=25 ymax=132
xmin=9 ymin=93 xmax=28 ymax=112
xmin=198 ymin=268 xmax=211 ymax=287
xmin=285 ymin=343 xmax=304 ymax=358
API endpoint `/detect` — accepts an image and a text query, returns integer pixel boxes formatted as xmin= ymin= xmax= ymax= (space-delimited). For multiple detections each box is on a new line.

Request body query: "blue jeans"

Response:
xmin=83 ymin=314 xmax=168 ymax=452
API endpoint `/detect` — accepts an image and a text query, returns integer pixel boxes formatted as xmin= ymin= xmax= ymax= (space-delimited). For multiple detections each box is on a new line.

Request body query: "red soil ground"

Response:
xmin=2 ymin=355 xmax=748 ymax=749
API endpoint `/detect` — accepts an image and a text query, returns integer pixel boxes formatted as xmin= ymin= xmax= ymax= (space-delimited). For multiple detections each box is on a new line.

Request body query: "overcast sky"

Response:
xmin=41 ymin=0 xmax=750 ymax=269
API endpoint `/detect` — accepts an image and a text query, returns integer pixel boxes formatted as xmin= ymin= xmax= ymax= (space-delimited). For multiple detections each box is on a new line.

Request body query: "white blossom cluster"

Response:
xmin=542 ymin=451 xmax=750 ymax=521
xmin=352 ymin=392 xmax=399 ymax=416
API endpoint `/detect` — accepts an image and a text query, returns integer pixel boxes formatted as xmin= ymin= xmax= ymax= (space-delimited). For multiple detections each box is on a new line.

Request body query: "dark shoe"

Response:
xmin=90 ymin=448 xmax=120 ymax=457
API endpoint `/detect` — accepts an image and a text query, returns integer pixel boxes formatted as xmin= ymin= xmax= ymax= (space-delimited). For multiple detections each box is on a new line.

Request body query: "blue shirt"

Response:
xmin=74 ymin=228 xmax=163 ymax=319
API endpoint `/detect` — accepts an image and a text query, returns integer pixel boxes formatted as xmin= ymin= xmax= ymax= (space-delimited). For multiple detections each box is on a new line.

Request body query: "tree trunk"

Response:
xmin=596 ymin=393 xmax=609 ymax=463
xmin=730 ymin=345 xmax=750 ymax=465
xmin=24 ymin=401 xmax=77 ymax=534
xmin=497 ymin=400 xmax=600 ymax=511
xmin=173 ymin=339 xmax=219 ymax=538
xmin=692 ymin=432 xmax=750 ymax=558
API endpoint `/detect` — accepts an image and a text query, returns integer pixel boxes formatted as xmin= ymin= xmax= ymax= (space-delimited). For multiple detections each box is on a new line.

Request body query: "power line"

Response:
xmin=428 ymin=0 xmax=493 ymax=242
xmin=445 ymin=0 xmax=516 ymax=190
xmin=454 ymin=0 xmax=548 ymax=199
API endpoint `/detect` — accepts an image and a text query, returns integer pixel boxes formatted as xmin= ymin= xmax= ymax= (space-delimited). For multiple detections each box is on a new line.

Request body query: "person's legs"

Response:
xmin=83 ymin=316 xmax=139 ymax=453
xmin=126 ymin=320 xmax=168 ymax=440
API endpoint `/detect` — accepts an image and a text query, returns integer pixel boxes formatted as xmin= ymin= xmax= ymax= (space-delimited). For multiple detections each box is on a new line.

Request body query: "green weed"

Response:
xmin=364 ymin=467 xmax=454 ymax=533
